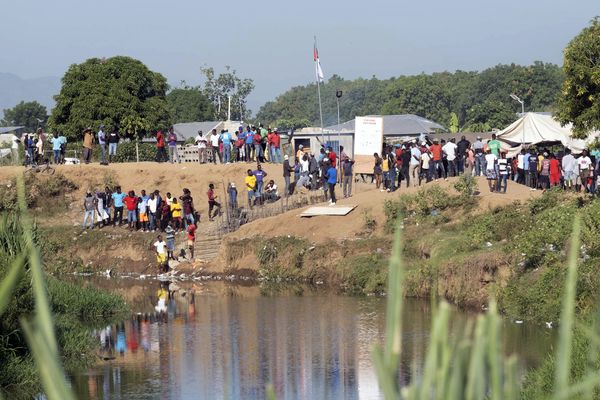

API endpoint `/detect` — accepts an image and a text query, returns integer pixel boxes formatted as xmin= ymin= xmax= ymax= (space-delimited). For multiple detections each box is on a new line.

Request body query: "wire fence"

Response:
xmin=213 ymin=190 xmax=331 ymax=236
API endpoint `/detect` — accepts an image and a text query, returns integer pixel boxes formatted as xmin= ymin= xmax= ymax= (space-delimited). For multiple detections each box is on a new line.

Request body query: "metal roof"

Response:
xmin=0 ymin=126 xmax=24 ymax=134
xmin=172 ymin=121 xmax=223 ymax=141
xmin=324 ymin=114 xmax=445 ymax=135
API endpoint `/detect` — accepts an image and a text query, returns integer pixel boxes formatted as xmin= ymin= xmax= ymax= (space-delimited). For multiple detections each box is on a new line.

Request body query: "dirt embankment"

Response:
xmin=0 ymin=162 xmax=541 ymax=307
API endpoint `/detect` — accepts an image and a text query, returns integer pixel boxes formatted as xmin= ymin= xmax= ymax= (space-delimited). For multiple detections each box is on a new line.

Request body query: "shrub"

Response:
xmin=453 ymin=174 xmax=477 ymax=197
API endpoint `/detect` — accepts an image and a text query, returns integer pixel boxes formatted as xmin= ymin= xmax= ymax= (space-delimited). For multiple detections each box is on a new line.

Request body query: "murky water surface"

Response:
xmin=66 ymin=276 xmax=553 ymax=400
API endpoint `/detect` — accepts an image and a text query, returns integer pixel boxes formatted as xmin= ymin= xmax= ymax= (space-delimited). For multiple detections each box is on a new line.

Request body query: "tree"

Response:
xmin=557 ymin=17 xmax=600 ymax=138
xmin=1 ymin=101 xmax=47 ymax=132
xmin=167 ymin=85 xmax=215 ymax=123
xmin=200 ymin=66 xmax=255 ymax=121
xmin=48 ymin=56 xmax=171 ymax=141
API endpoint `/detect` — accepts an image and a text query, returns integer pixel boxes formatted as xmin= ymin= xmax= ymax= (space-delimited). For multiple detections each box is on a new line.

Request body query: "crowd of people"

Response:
xmin=370 ymin=134 xmax=600 ymax=194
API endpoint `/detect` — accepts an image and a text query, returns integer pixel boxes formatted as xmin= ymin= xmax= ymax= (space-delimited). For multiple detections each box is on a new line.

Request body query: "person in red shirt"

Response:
xmin=429 ymin=139 xmax=444 ymax=180
xmin=207 ymin=183 xmax=221 ymax=221
xmin=549 ymin=153 xmax=561 ymax=187
xmin=187 ymin=222 xmax=196 ymax=259
xmin=123 ymin=190 xmax=138 ymax=230
xmin=155 ymin=130 xmax=167 ymax=163
xmin=270 ymin=130 xmax=281 ymax=163
xmin=327 ymin=146 xmax=337 ymax=167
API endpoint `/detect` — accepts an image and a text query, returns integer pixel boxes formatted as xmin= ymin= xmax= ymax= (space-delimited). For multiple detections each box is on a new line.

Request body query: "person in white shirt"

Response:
xmin=561 ymin=149 xmax=577 ymax=189
xmin=420 ymin=151 xmax=431 ymax=183
xmin=195 ymin=130 xmax=207 ymax=163
xmin=442 ymin=138 xmax=458 ymax=177
xmin=153 ymin=235 xmax=168 ymax=270
xmin=11 ymin=134 xmax=20 ymax=165
xmin=484 ymin=149 xmax=498 ymax=192
xmin=578 ymin=150 xmax=592 ymax=192
xmin=209 ymin=129 xmax=221 ymax=164
xmin=409 ymin=142 xmax=421 ymax=187
xmin=147 ymin=193 xmax=158 ymax=231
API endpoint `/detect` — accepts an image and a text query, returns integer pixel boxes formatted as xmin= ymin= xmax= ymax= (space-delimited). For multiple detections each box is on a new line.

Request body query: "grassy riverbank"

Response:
xmin=223 ymin=181 xmax=600 ymax=325
xmin=0 ymin=212 xmax=129 ymax=399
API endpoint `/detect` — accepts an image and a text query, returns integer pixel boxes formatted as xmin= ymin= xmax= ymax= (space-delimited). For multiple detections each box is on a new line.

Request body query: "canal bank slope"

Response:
xmin=3 ymin=162 xmax=591 ymax=324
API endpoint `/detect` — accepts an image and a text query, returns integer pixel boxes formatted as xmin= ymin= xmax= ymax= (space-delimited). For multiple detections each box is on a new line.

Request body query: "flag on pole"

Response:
xmin=314 ymin=40 xmax=324 ymax=83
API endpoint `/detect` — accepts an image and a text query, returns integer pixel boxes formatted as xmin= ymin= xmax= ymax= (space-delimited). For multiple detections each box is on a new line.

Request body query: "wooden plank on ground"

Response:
xmin=299 ymin=205 xmax=356 ymax=217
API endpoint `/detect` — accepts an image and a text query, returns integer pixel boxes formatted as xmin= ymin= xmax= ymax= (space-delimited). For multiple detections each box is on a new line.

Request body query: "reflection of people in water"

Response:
xmin=98 ymin=325 xmax=115 ymax=360
xmin=155 ymin=282 xmax=168 ymax=313
xmin=187 ymin=292 xmax=196 ymax=322
xmin=115 ymin=322 xmax=126 ymax=355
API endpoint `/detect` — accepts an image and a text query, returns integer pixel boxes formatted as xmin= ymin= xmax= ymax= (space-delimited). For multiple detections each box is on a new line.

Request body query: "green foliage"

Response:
xmin=0 ymin=173 xmax=78 ymax=212
xmin=273 ymin=117 xmax=311 ymax=130
xmin=557 ymin=17 xmax=600 ymax=137
xmin=337 ymin=254 xmax=387 ymax=294
xmin=453 ymin=174 xmax=477 ymax=197
xmin=0 ymin=179 xmax=128 ymax=399
xmin=167 ymin=86 xmax=215 ymax=123
xmin=111 ymin=141 xmax=156 ymax=163
xmin=383 ymin=185 xmax=472 ymax=231
xmin=1 ymin=101 xmax=48 ymax=132
xmin=49 ymin=56 xmax=171 ymax=141
xmin=201 ymin=66 xmax=255 ymax=121
xmin=449 ymin=112 xmax=459 ymax=133
xmin=256 ymin=63 xmax=563 ymax=130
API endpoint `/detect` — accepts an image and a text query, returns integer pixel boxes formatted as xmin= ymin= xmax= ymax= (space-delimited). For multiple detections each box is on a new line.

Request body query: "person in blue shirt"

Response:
xmin=111 ymin=186 xmax=127 ymax=226
xmin=253 ymin=164 xmax=268 ymax=204
xmin=220 ymin=129 xmax=232 ymax=163
xmin=245 ymin=127 xmax=254 ymax=162
xmin=325 ymin=158 xmax=338 ymax=205
xmin=50 ymin=132 xmax=62 ymax=164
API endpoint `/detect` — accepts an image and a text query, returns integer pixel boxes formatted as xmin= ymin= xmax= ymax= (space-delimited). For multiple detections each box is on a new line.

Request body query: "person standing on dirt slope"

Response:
xmin=472 ymin=136 xmax=485 ymax=177
xmin=123 ymin=190 xmax=138 ymax=231
xmin=456 ymin=135 xmax=470 ymax=175
xmin=326 ymin=159 xmax=338 ymax=206
xmin=103 ymin=186 xmax=112 ymax=224
xmin=147 ymin=192 xmax=158 ymax=232
xmin=186 ymin=222 xmax=196 ymax=260
xmin=82 ymin=190 xmax=97 ymax=229
xmin=167 ymin=127 xmax=180 ymax=164
xmin=98 ymin=124 xmax=107 ymax=165
xmin=210 ymin=129 xmax=222 ymax=164
xmin=497 ymin=152 xmax=510 ymax=193
xmin=153 ymin=235 xmax=168 ymax=273
xmin=484 ymin=149 xmax=498 ymax=193
xmin=108 ymin=128 xmax=119 ymax=163
xmin=165 ymin=222 xmax=176 ymax=260
xmin=207 ymin=183 xmax=221 ymax=221
xmin=111 ymin=186 xmax=126 ymax=226
xmin=82 ymin=127 xmax=94 ymax=164
xmin=342 ymin=157 xmax=354 ymax=198
xmin=245 ymin=169 xmax=257 ymax=210
xmin=179 ymin=188 xmax=195 ymax=228
xmin=228 ymin=182 xmax=238 ymax=212
xmin=170 ymin=197 xmax=183 ymax=231
xmin=282 ymin=154 xmax=293 ymax=196
xmin=442 ymin=138 xmax=458 ymax=178
xmin=138 ymin=190 xmax=150 ymax=232
xmin=409 ymin=142 xmax=421 ymax=188
xmin=155 ymin=130 xmax=167 ymax=163
xmin=253 ymin=164 xmax=267 ymax=204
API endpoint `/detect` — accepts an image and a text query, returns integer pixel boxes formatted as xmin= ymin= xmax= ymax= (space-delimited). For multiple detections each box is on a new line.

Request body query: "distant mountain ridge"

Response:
xmin=0 ymin=72 xmax=60 ymax=118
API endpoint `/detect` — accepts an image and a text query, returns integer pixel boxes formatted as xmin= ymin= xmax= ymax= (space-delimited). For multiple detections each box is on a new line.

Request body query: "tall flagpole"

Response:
xmin=315 ymin=36 xmax=324 ymax=145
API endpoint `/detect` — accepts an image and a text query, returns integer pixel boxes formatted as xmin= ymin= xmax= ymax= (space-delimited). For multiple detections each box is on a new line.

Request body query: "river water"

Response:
xmin=67 ymin=276 xmax=553 ymax=400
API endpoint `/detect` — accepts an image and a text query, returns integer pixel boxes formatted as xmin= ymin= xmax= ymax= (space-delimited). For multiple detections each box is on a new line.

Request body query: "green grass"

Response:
xmin=0 ymin=175 xmax=128 ymax=399
xmin=372 ymin=214 xmax=600 ymax=399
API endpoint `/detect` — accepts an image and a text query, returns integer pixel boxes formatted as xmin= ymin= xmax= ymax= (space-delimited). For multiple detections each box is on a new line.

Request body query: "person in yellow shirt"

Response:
xmin=170 ymin=197 xmax=183 ymax=231
xmin=381 ymin=150 xmax=390 ymax=191
xmin=245 ymin=169 xmax=257 ymax=210
xmin=296 ymin=145 xmax=305 ymax=161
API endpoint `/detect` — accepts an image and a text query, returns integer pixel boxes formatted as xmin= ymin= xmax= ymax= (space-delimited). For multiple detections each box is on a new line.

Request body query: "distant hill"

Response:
xmin=0 ymin=73 xmax=60 ymax=117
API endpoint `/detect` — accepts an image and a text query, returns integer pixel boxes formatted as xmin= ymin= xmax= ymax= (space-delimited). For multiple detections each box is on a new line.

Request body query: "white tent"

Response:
xmin=497 ymin=112 xmax=599 ymax=156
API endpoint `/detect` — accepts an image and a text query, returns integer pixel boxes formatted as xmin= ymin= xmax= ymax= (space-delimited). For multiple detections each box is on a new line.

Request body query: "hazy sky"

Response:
xmin=1 ymin=0 xmax=598 ymax=113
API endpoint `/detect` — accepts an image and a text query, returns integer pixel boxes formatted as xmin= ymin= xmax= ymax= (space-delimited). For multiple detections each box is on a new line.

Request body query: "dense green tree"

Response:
xmin=201 ymin=66 xmax=254 ymax=121
xmin=167 ymin=85 xmax=214 ymax=123
xmin=49 ymin=56 xmax=171 ymax=141
xmin=256 ymin=63 xmax=563 ymax=132
xmin=1 ymin=101 xmax=47 ymax=131
xmin=557 ymin=17 xmax=600 ymax=138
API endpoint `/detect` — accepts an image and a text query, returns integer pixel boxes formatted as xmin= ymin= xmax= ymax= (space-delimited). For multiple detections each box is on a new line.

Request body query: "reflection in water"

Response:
xmin=68 ymin=279 xmax=553 ymax=400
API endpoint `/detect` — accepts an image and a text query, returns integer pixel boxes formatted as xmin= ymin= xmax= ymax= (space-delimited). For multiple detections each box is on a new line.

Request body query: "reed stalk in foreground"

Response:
xmin=373 ymin=214 xmax=600 ymax=399
xmin=0 ymin=175 xmax=74 ymax=400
